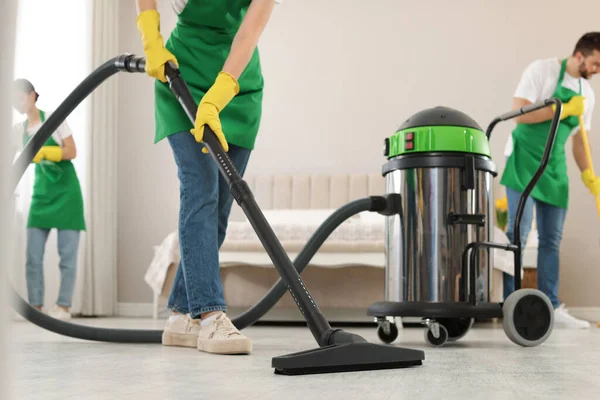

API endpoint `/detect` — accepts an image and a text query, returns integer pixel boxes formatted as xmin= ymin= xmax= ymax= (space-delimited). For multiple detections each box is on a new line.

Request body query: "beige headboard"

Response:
xmin=229 ymin=174 xmax=385 ymax=220
xmin=228 ymin=173 xmax=531 ymax=228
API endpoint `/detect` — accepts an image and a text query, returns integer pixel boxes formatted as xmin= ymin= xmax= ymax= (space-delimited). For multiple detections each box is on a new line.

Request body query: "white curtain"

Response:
xmin=11 ymin=0 xmax=92 ymax=315
xmin=81 ymin=0 xmax=120 ymax=316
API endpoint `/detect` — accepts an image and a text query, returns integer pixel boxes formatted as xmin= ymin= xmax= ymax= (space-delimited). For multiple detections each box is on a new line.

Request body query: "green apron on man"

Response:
xmin=501 ymin=59 xmax=581 ymax=209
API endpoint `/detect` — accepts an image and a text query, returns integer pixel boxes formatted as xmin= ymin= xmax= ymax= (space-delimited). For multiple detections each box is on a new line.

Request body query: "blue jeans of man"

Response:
xmin=167 ymin=131 xmax=251 ymax=319
xmin=502 ymin=187 xmax=566 ymax=308
xmin=26 ymin=228 xmax=80 ymax=307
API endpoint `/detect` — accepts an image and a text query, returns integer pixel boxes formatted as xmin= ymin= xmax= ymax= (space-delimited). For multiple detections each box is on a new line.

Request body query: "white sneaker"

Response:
xmin=47 ymin=305 xmax=71 ymax=321
xmin=554 ymin=305 xmax=590 ymax=329
xmin=197 ymin=312 xmax=252 ymax=355
xmin=162 ymin=314 xmax=201 ymax=348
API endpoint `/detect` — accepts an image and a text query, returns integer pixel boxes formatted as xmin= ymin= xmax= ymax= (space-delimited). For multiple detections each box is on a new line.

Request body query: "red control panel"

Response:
xmin=405 ymin=131 xmax=415 ymax=150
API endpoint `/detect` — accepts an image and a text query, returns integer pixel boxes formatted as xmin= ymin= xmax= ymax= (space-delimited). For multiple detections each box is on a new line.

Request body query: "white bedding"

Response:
xmin=222 ymin=209 xmax=382 ymax=249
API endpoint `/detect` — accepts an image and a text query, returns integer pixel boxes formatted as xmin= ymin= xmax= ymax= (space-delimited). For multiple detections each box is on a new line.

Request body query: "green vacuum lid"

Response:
xmin=384 ymin=106 xmax=491 ymax=159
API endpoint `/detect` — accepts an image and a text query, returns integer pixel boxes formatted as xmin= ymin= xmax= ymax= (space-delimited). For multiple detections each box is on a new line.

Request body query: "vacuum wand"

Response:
xmin=162 ymin=61 xmax=337 ymax=346
xmin=577 ymin=116 xmax=600 ymax=220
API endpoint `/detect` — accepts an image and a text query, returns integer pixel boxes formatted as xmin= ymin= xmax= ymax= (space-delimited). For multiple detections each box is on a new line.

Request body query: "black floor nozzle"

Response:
xmin=271 ymin=329 xmax=424 ymax=376
xmin=271 ymin=341 xmax=425 ymax=376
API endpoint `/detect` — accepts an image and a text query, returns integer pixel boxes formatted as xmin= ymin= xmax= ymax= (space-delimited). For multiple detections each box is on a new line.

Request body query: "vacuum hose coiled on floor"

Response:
xmin=9 ymin=54 xmax=387 ymax=343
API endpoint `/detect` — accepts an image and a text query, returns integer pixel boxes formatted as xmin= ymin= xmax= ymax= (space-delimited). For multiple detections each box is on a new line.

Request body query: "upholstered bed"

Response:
xmin=145 ymin=174 xmax=538 ymax=322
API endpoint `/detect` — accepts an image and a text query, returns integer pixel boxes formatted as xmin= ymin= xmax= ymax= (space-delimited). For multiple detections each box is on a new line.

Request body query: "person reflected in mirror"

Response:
xmin=12 ymin=79 xmax=85 ymax=320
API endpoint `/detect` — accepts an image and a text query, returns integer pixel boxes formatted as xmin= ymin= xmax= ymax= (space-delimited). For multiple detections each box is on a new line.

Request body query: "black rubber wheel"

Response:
xmin=377 ymin=320 xmax=399 ymax=344
xmin=438 ymin=317 xmax=474 ymax=342
xmin=503 ymin=289 xmax=554 ymax=347
xmin=424 ymin=324 xmax=448 ymax=347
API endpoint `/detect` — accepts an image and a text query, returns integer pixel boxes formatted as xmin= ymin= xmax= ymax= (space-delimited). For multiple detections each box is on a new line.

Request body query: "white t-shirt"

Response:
xmin=12 ymin=111 xmax=73 ymax=154
xmin=504 ymin=58 xmax=595 ymax=157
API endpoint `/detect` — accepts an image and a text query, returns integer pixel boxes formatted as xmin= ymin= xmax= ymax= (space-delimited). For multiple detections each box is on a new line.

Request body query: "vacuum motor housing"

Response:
xmin=382 ymin=106 xmax=497 ymax=305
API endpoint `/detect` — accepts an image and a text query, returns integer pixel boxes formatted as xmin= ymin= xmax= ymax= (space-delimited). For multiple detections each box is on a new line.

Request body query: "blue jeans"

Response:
xmin=167 ymin=132 xmax=251 ymax=319
xmin=26 ymin=228 xmax=80 ymax=307
xmin=502 ymin=187 xmax=566 ymax=308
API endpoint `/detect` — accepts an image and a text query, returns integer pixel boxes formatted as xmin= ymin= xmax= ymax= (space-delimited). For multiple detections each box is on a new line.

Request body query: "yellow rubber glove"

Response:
xmin=136 ymin=10 xmax=178 ymax=82
xmin=32 ymin=146 xmax=62 ymax=163
xmin=552 ymin=96 xmax=585 ymax=120
xmin=582 ymin=169 xmax=600 ymax=196
xmin=190 ymin=72 xmax=240 ymax=153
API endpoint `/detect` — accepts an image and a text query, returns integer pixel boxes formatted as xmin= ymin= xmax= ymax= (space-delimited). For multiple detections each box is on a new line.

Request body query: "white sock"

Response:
xmin=200 ymin=313 xmax=221 ymax=326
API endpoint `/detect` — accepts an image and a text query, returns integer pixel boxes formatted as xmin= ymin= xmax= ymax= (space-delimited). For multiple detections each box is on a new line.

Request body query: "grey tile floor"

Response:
xmin=7 ymin=317 xmax=600 ymax=400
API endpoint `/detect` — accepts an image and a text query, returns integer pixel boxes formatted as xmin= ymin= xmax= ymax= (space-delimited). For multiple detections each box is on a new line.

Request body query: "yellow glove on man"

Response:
xmin=552 ymin=95 xmax=585 ymax=120
xmin=190 ymin=72 xmax=240 ymax=153
xmin=582 ymin=169 xmax=600 ymax=196
xmin=33 ymin=146 xmax=62 ymax=164
xmin=136 ymin=10 xmax=178 ymax=82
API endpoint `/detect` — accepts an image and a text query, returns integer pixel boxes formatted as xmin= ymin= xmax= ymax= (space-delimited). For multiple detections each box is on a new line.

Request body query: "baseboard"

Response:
xmin=566 ymin=307 xmax=600 ymax=322
xmin=116 ymin=302 xmax=161 ymax=318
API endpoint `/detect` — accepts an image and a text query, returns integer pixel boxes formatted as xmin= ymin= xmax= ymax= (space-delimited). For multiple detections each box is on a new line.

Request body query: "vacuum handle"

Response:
xmin=485 ymin=97 xmax=563 ymax=291
xmin=115 ymin=54 xmax=146 ymax=73
xmin=447 ymin=213 xmax=486 ymax=226
xmin=485 ymin=98 xmax=561 ymax=140
xmin=163 ymin=62 xmax=234 ymax=180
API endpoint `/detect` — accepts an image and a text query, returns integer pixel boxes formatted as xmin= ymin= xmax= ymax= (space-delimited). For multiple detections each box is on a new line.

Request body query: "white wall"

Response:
xmin=117 ymin=0 xmax=600 ymax=306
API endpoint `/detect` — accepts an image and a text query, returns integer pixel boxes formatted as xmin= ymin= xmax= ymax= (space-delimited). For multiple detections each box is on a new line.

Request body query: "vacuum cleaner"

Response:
xmin=368 ymin=104 xmax=561 ymax=347
xmin=9 ymin=54 xmax=425 ymax=376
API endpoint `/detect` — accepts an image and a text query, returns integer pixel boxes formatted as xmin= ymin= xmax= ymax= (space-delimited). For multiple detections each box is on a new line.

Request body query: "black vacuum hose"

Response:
xmin=8 ymin=54 xmax=381 ymax=343
xmin=231 ymin=197 xmax=374 ymax=329
xmin=9 ymin=197 xmax=374 ymax=342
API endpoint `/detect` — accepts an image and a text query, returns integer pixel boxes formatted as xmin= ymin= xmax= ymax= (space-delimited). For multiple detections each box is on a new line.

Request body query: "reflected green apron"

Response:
xmin=23 ymin=110 xmax=86 ymax=231
xmin=500 ymin=59 xmax=581 ymax=209
xmin=154 ymin=0 xmax=264 ymax=150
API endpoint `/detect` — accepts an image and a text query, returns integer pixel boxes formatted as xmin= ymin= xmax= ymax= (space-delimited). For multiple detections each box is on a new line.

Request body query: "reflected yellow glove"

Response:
xmin=552 ymin=96 xmax=585 ymax=120
xmin=190 ymin=72 xmax=240 ymax=153
xmin=33 ymin=146 xmax=62 ymax=164
xmin=582 ymin=169 xmax=600 ymax=196
xmin=136 ymin=10 xmax=178 ymax=82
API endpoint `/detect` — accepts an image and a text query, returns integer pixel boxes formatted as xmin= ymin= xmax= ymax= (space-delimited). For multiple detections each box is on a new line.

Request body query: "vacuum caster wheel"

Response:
xmin=424 ymin=323 xmax=448 ymax=347
xmin=503 ymin=288 xmax=554 ymax=347
xmin=377 ymin=320 xmax=399 ymax=344
xmin=438 ymin=317 xmax=474 ymax=342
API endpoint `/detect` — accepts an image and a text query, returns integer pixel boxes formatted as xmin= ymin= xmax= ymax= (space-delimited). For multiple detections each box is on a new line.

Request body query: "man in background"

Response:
xmin=501 ymin=32 xmax=600 ymax=329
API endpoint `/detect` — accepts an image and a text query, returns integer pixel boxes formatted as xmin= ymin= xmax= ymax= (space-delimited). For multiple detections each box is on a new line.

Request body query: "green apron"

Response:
xmin=23 ymin=110 xmax=86 ymax=231
xmin=500 ymin=59 xmax=581 ymax=209
xmin=154 ymin=0 xmax=264 ymax=150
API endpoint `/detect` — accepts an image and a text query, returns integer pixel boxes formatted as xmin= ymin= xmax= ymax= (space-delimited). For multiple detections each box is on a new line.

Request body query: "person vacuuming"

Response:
xmin=12 ymin=79 xmax=85 ymax=321
xmin=135 ymin=0 xmax=281 ymax=354
xmin=501 ymin=32 xmax=600 ymax=329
